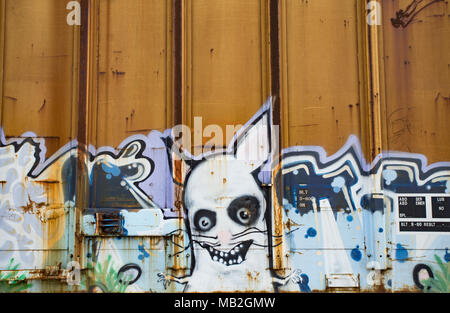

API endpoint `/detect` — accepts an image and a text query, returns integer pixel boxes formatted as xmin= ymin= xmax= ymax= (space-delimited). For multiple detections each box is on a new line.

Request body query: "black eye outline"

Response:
xmin=227 ymin=196 xmax=260 ymax=226
xmin=193 ymin=209 xmax=216 ymax=232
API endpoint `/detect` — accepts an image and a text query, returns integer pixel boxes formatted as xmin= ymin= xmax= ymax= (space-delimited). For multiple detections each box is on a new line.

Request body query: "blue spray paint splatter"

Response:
xmin=347 ymin=215 xmax=354 ymax=222
xmin=101 ymin=162 xmax=121 ymax=180
xmin=396 ymin=244 xmax=408 ymax=263
xmin=351 ymin=245 xmax=362 ymax=262
xmin=331 ymin=176 xmax=346 ymax=193
xmin=138 ymin=244 xmax=150 ymax=260
xmin=378 ymin=228 xmax=384 ymax=233
xmin=444 ymin=248 xmax=450 ymax=263
xmin=298 ymin=274 xmax=311 ymax=293
xmin=382 ymin=169 xmax=397 ymax=186
xmin=305 ymin=227 xmax=317 ymax=239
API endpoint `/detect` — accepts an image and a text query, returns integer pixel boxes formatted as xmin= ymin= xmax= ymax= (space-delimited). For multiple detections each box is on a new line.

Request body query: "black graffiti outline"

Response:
xmin=277 ymin=142 xmax=450 ymax=217
xmin=0 ymin=136 xmax=158 ymax=217
xmin=87 ymin=139 xmax=156 ymax=210
xmin=412 ymin=263 xmax=434 ymax=290
xmin=391 ymin=0 xmax=445 ymax=28
xmin=118 ymin=263 xmax=142 ymax=285
xmin=0 ymin=137 xmax=49 ymax=179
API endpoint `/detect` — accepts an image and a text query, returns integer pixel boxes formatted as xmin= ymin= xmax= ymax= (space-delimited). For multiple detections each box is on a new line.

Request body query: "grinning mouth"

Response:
xmin=198 ymin=240 xmax=253 ymax=266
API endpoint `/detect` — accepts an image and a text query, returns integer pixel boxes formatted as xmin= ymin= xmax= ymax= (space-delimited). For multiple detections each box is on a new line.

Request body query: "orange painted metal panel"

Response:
xmin=184 ymin=0 xmax=270 ymax=152
xmin=93 ymin=0 xmax=172 ymax=148
xmin=380 ymin=0 xmax=450 ymax=163
xmin=280 ymin=0 xmax=365 ymax=157
xmin=1 ymin=0 xmax=76 ymax=157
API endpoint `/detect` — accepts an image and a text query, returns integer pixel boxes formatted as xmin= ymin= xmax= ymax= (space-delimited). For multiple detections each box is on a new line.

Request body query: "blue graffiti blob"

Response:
xmin=101 ymin=162 xmax=121 ymax=180
xmin=396 ymin=244 xmax=408 ymax=263
xmin=351 ymin=245 xmax=362 ymax=262
xmin=138 ymin=244 xmax=150 ymax=260
xmin=444 ymin=248 xmax=450 ymax=263
xmin=305 ymin=227 xmax=317 ymax=239
xmin=378 ymin=227 xmax=384 ymax=233
xmin=298 ymin=274 xmax=311 ymax=293
xmin=347 ymin=215 xmax=354 ymax=222
xmin=331 ymin=176 xmax=346 ymax=193
xmin=387 ymin=279 xmax=392 ymax=287
xmin=382 ymin=169 xmax=398 ymax=186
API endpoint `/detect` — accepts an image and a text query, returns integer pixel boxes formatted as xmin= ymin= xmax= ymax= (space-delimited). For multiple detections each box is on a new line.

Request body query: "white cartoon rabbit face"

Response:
xmin=184 ymin=155 xmax=267 ymax=266
xmin=183 ymin=107 xmax=272 ymax=267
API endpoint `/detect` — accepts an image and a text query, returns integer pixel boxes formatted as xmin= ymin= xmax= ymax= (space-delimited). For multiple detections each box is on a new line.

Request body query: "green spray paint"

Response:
xmin=421 ymin=255 xmax=450 ymax=293
xmin=0 ymin=258 xmax=32 ymax=293
xmin=81 ymin=255 xmax=132 ymax=293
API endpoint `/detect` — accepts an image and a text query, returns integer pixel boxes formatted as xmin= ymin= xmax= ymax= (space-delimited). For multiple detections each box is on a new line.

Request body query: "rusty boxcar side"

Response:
xmin=0 ymin=0 xmax=448 ymax=293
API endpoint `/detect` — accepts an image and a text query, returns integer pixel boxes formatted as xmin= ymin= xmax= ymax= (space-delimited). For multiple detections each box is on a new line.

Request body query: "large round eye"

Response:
xmin=236 ymin=207 xmax=251 ymax=224
xmin=193 ymin=210 xmax=216 ymax=232
xmin=228 ymin=196 xmax=260 ymax=226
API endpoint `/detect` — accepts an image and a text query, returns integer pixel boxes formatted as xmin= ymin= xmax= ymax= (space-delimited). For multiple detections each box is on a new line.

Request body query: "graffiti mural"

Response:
xmin=81 ymin=254 xmax=142 ymax=293
xmin=278 ymin=131 xmax=450 ymax=291
xmin=0 ymin=99 xmax=449 ymax=292
xmin=0 ymin=134 xmax=75 ymax=269
xmin=158 ymin=101 xmax=300 ymax=292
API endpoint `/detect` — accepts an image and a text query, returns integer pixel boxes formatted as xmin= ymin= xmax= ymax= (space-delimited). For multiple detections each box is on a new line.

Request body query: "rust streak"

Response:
xmin=38 ymin=99 xmax=46 ymax=113
xmin=290 ymin=124 xmax=320 ymax=128
xmin=5 ymin=96 xmax=17 ymax=101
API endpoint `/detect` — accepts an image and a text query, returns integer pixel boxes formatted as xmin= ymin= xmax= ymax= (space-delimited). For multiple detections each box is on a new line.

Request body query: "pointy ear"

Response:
xmin=161 ymin=135 xmax=202 ymax=186
xmin=232 ymin=104 xmax=272 ymax=170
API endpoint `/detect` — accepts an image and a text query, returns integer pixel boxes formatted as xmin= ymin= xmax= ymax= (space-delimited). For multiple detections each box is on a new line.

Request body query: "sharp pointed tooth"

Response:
xmin=234 ymin=247 xmax=239 ymax=252
xmin=220 ymin=251 xmax=224 ymax=257
xmin=239 ymin=244 xmax=244 ymax=248
xmin=213 ymin=256 xmax=218 ymax=261
xmin=219 ymin=258 xmax=224 ymax=263
xmin=231 ymin=250 xmax=235 ymax=255
xmin=237 ymin=255 xmax=243 ymax=263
